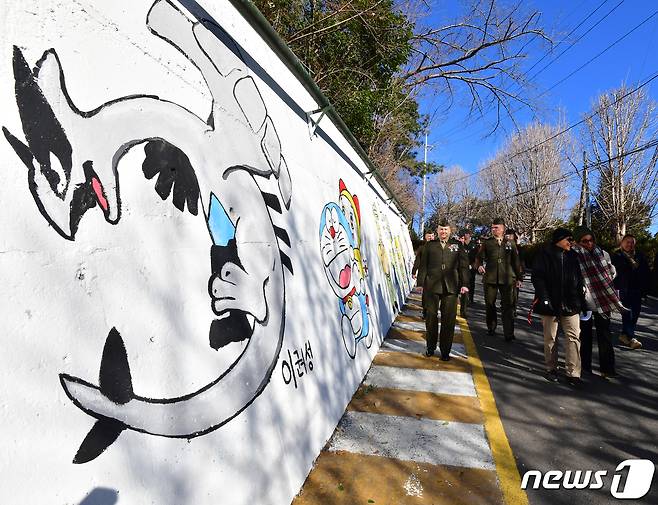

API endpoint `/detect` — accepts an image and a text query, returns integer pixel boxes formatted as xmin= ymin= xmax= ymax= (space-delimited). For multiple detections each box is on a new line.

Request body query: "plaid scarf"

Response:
xmin=572 ymin=244 xmax=624 ymax=313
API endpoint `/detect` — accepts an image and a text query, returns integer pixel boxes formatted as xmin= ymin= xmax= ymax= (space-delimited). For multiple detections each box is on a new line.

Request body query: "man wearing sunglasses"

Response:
xmin=531 ymin=227 xmax=585 ymax=387
xmin=572 ymin=227 xmax=624 ymax=378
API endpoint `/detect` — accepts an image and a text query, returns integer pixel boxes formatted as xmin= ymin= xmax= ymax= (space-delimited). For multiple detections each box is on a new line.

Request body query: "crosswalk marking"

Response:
xmin=327 ymin=411 xmax=496 ymax=470
xmin=364 ymin=365 xmax=477 ymax=396
xmin=348 ymin=386 xmax=484 ymax=424
xmin=293 ymin=452 xmax=504 ymax=505
xmin=294 ymin=290 xmax=525 ymax=505
xmin=381 ymin=338 xmax=467 ymax=356
xmin=393 ymin=320 xmax=462 ymax=333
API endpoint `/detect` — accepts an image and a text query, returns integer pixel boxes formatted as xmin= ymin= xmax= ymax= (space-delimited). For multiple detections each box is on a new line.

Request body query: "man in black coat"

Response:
xmin=459 ymin=229 xmax=478 ymax=318
xmin=412 ymin=230 xmax=435 ymax=318
xmin=412 ymin=230 xmax=435 ymax=278
xmin=531 ymin=227 xmax=585 ymax=387
xmin=419 ymin=221 xmax=470 ymax=360
xmin=612 ymin=234 xmax=649 ymax=350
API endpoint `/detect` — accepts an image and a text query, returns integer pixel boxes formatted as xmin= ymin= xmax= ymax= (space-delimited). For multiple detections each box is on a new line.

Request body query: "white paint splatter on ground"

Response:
xmin=404 ymin=473 xmax=423 ymax=497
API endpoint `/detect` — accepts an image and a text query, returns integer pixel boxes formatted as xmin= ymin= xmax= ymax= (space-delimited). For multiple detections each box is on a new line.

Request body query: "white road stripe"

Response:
xmin=381 ymin=339 xmax=467 ymax=358
xmin=393 ymin=320 xmax=426 ymax=332
xmin=393 ymin=320 xmax=462 ymax=333
xmin=364 ymin=365 xmax=476 ymax=397
xmin=328 ymin=411 xmax=495 ymax=470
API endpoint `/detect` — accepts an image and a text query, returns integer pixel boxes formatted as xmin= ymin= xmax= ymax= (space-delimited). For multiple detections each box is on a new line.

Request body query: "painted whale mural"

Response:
xmin=3 ymin=0 xmax=293 ymax=463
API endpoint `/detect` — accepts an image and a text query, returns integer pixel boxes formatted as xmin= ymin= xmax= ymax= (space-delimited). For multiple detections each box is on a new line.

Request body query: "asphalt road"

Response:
xmin=466 ymin=277 xmax=658 ymax=505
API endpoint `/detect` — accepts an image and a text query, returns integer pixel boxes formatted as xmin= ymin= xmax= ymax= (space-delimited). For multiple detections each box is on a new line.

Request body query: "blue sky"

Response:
xmin=416 ymin=0 xmax=658 ymax=229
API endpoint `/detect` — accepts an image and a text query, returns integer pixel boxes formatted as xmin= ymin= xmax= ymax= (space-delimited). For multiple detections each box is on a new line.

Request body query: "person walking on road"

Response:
xmin=459 ymin=229 xmax=478 ymax=318
xmin=475 ymin=218 xmax=523 ymax=341
xmin=412 ymin=230 xmax=435 ymax=319
xmin=412 ymin=230 xmax=435 ymax=279
xmin=531 ymin=228 xmax=585 ymax=387
xmin=612 ymin=234 xmax=649 ymax=350
xmin=572 ymin=227 xmax=624 ymax=378
xmin=505 ymin=229 xmax=524 ymax=318
xmin=420 ymin=221 xmax=470 ymax=361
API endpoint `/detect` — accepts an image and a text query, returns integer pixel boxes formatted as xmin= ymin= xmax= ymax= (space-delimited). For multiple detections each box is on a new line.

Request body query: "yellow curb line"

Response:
xmin=458 ymin=317 xmax=529 ymax=505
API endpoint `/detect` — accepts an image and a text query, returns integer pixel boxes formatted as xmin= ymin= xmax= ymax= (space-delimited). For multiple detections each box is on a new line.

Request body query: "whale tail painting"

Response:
xmin=61 ymin=328 xmax=132 ymax=464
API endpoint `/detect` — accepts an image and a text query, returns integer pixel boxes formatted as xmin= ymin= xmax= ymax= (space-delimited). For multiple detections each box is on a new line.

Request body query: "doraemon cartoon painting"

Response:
xmin=319 ymin=180 xmax=372 ymax=358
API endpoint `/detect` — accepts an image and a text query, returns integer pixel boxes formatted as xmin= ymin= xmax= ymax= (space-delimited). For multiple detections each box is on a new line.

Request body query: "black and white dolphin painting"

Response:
xmin=3 ymin=0 xmax=293 ymax=463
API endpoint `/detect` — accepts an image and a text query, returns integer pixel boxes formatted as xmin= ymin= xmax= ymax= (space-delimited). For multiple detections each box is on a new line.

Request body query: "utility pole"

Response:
xmin=420 ymin=131 xmax=429 ymax=235
xmin=584 ymin=151 xmax=591 ymax=228
xmin=578 ymin=151 xmax=586 ymax=226
xmin=577 ymin=150 xmax=591 ymax=227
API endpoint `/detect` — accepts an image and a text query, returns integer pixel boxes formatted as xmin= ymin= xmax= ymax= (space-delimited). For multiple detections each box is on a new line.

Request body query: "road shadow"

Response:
xmin=78 ymin=488 xmax=119 ymax=505
xmin=466 ymin=276 xmax=658 ymax=505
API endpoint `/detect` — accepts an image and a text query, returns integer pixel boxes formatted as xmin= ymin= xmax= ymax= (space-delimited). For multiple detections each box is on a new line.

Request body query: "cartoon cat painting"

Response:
xmin=319 ymin=180 xmax=372 ymax=358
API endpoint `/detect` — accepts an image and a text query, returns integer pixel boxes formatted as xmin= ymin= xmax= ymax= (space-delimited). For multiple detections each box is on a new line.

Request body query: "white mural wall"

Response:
xmin=0 ymin=1 xmax=414 ymax=504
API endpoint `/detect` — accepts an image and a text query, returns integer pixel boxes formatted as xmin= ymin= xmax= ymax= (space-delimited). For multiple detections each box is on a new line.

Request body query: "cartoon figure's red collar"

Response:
xmin=342 ymin=286 xmax=357 ymax=303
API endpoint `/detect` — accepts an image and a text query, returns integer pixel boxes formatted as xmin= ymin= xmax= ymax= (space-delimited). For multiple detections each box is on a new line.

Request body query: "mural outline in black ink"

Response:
xmin=3 ymin=0 xmax=295 ymax=462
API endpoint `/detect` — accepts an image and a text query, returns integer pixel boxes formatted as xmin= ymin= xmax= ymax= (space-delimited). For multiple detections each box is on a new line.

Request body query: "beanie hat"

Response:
xmin=573 ymin=226 xmax=595 ymax=243
xmin=551 ymin=227 xmax=573 ymax=244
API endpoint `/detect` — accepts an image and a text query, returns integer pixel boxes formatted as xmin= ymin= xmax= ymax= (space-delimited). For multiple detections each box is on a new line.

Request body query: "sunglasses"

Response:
xmin=579 ymin=238 xmax=594 ymax=244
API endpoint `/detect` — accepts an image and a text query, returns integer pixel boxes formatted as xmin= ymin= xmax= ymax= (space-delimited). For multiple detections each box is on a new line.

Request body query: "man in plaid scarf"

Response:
xmin=572 ymin=227 xmax=624 ymax=378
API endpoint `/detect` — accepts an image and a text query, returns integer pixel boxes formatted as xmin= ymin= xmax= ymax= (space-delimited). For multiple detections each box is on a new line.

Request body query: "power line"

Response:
xmin=527 ymin=0 xmax=623 ymax=82
xmin=436 ymin=3 xmax=652 ymax=148
xmin=442 ymin=67 xmax=658 ymax=185
xmin=487 ymin=137 xmax=658 ymax=206
xmin=432 ymin=1 xmax=621 ymax=143
xmin=540 ymin=8 xmax=658 ymax=97
xmin=525 ymin=0 xmax=616 ymax=78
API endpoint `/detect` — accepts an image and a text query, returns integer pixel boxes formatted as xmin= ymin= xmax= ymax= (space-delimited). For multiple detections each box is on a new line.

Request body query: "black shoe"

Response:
xmin=601 ymin=371 xmax=618 ymax=379
xmin=504 ymin=335 xmax=515 ymax=342
xmin=440 ymin=355 xmax=450 ymax=361
xmin=460 ymin=312 xmax=467 ymax=319
xmin=487 ymin=328 xmax=495 ymax=336
xmin=567 ymin=376 xmax=584 ymax=388
xmin=544 ymin=370 xmax=559 ymax=382
xmin=424 ymin=350 xmax=434 ymax=357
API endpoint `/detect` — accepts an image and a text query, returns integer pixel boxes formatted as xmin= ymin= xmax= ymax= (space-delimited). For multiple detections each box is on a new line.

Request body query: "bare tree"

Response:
xmin=403 ymin=0 xmax=550 ymax=132
xmin=255 ymin=0 xmax=552 ymax=219
xmin=583 ymin=85 xmax=658 ymax=241
xmin=427 ymin=165 xmax=483 ymax=229
xmin=481 ymin=122 xmax=571 ymax=242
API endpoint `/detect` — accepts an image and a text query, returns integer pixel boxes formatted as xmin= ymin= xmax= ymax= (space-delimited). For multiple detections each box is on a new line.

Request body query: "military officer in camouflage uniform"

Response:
xmin=475 ymin=218 xmax=523 ymax=341
xmin=419 ymin=221 xmax=470 ymax=360
xmin=459 ymin=229 xmax=479 ymax=318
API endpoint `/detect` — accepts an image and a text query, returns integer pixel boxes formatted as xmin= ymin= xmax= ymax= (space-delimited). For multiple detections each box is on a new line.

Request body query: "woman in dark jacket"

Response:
xmin=531 ymin=228 xmax=585 ymax=387
xmin=612 ymin=234 xmax=649 ymax=349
